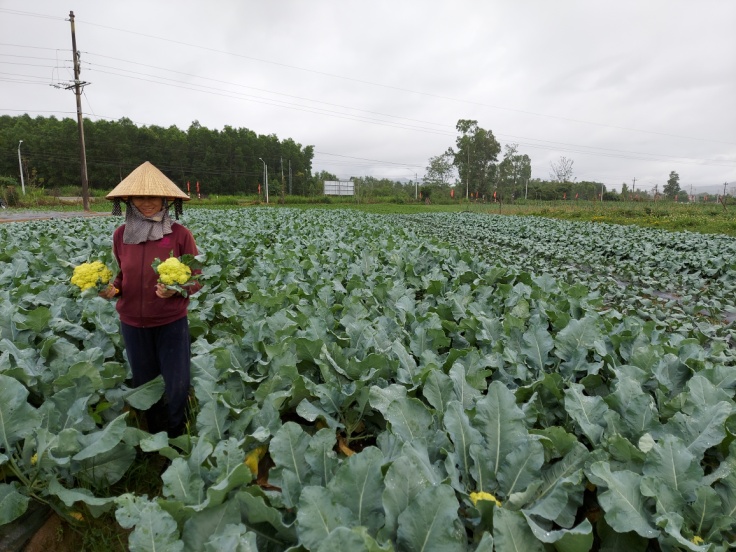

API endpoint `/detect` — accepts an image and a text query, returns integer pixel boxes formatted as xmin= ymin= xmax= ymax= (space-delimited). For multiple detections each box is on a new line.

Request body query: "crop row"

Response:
xmin=0 ymin=208 xmax=734 ymax=551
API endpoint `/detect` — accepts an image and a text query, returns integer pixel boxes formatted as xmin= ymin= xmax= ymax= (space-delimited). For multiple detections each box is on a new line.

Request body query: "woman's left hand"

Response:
xmin=155 ymin=283 xmax=177 ymax=299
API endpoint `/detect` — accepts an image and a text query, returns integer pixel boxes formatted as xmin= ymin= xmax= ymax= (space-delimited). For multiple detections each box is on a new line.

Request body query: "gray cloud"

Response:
xmin=1 ymin=0 xmax=734 ymax=193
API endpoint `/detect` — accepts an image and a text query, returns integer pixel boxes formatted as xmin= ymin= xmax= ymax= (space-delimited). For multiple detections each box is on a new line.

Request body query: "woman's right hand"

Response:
xmin=99 ymin=284 xmax=119 ymax=299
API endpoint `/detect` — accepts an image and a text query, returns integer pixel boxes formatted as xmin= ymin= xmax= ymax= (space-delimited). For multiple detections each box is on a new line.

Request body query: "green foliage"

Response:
xmin=2 ymin=185 xmax=19 ymax=207
xmin=0 ymin=114 xmax=314 ymax=196
xmin=0 ymin=208 xmax=735 ymax=550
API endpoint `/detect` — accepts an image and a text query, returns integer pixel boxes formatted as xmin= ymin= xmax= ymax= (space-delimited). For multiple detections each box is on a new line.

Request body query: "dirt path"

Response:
xmin=0 ymin=210 xmax=109 ymax=224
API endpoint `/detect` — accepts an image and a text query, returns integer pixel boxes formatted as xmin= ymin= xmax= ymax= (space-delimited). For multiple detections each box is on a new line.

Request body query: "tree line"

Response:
xmin=0 ymin=114 xmax=317 ymax=196
xmin=418 ymin=119 xmax=611 ymax=202
xmin=3 ymin=114 xmax=689 ymax=203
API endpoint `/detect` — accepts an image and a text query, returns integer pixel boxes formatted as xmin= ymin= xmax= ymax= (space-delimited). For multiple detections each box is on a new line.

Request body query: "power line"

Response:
xmin=0 ymin=9 xmax=64 ymax=21
xmin=2 ymin=42 xmax=734 ymax=172
xmin=2 ymin=12 xmax=733 ymax=185
xmin=3 ymin=10 xmax=731 ymax=147
xmin=66 ymin=17 xmax=731 ymax=146
xmin=72 ymin=58 xmax=735 ymax=169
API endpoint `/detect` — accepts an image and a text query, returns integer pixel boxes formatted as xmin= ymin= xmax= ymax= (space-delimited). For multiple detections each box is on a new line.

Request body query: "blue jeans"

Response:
xmin=121 ymin=316 xmax=191 ymax=437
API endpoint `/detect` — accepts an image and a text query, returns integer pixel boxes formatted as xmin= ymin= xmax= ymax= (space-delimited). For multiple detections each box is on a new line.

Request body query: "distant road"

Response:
xmin=0 ymin=210 xmax=109 ymax=223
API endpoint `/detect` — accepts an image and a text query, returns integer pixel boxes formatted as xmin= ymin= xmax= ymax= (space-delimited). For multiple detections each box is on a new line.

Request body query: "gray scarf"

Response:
xmin=123 ymin=201 xmax=173 ymax=244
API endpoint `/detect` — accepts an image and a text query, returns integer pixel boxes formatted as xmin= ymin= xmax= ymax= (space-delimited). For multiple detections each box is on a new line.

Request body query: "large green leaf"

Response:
xmin=48 ymin=478 xmax=115 ymax=510
xmin=0 ymin=482 xmax=28 ymax=525
xmin=385 ymin=397 xmax=434 ymax=443
xmin=304 ymin=427 xmax=339 ymax=486
xmin=604 ymin=373 xmax=659 ymax=440
xmin=596 ymin=518 xmax=648 ymax=552
xmin=115 ymin=493 xmax=184 ymax=552
xmin=75 ymin=442 xmax=137 ymax=486
xmin=203 ymin=523 xmax=258 ymax=552
xmin=444 ymin=400 xmax=483 ymax=489
xmin=396 ymin=484 xmax=465 ymax=552
xmin=382 ymin=442 xmax=441 ymax=538
xmin=520 ymin=441 xmax=588 ymax=527
xmin=497 ymin=438 xmax=544 ymax=497
xmin=665 ymin=401 xmax=731 ymax=458
xmin=683 ymin=374 xmax=732 ymax=412
xmin=162 ymin=458 xmax=206 ymax=506
xmin=655 ymin=511 xmax=713 ymax=552
xmin=422 ymin=370 xmax=454 ymax=417
xmin=640 ymin=434 xmax=703 ymax=512
xmin=73 ymin=412 xmax=129 ymax=461
xmin=316 ymin=526 xmax=393 ymax=552
xmin=236 ymin=488 xmax=298 ymax=545
xmin=296 ymin=486 xmax=355 ymax=551
xmin=181 ymin=500 xmax=241 ymax=552
xmin=473 ymin=381 xmax=528 ymax=477
xmin=586 ymin=462 xmax=658 ymax=539
xmin=328 ymin=446 xmax=385 ymax=534
xmin=554 ymin=317 xmax=604 ymax=362
xmin=203 ymin=463 xmax=252 ymax=510
xmin=564 ymin=383 xmax=608 ymax=445
xmin=684 ymin=486 xmax=727 ymax=544
xmin=492 ymin=508 xmax=544 ymax=552
xmin=13 ymin=306 xmax=51 ymax=333
xmin=120 ymin=377 xmax=166 ymax=410
xmin=269 ymin=422 xmax=311 ymax=508
xmin=0 ymin=373 xmax=41 ymax=450
xmin=196 ymin=399 xmax=232 ymax=442
xmin=713 ymin=472 xmax=736 ymax=530
xmin=522 ymin=512 xmax=593 ymax=551
xmin=521 ymin=323 xmax=554 ymax=372
xmin=448 ymin=363 xmax=482 ymax=409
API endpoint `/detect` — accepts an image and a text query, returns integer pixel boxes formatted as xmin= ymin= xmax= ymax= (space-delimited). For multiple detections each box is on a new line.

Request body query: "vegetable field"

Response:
xmin=1 ymin=208 xmax=734 ymax=551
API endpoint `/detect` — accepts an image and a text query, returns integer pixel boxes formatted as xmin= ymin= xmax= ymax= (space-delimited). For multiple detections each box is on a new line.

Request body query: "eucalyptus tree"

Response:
xmin=424 ymin=149 xmax=456 ymax=188
xmin=549 ymin=155 xmax=575 ymax=183
xmin=498 ymin=143 xmax=532 ymax=200
xmin=663 ymin=171 xmax=681 ymax=199
xmin=451 ymin=119 xmax=501 ymax=199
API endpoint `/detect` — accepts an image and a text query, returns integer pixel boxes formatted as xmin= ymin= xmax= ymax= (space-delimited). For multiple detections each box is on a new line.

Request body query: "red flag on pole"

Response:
xmin=450 ymin=188 xmax=454 ymax=198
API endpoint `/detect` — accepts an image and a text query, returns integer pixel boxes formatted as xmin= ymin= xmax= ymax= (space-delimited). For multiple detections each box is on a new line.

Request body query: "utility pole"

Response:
xmin=68 ymin=11 xmax=90 ymax=211
xmin=466 ymin=149 xmax=470 ymax=200
xmin=17 ymin=140 xmax=25 ymax=195
xmin=632 ymin=177 xmax=637 ymax=195
xmin=280 ymin=157 xmax=285 ymax=201
xmin=288 ymin=160 xmax=292 ymax=195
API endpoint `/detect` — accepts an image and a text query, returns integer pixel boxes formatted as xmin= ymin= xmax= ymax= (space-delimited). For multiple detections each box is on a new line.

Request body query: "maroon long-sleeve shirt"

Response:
xmin=112 ymin=223 xmax=202 ymax=327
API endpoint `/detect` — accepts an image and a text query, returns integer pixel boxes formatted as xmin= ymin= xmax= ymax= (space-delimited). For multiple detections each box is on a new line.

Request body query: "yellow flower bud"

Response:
xmin=469 ymin=491 xmax=502 ymax=507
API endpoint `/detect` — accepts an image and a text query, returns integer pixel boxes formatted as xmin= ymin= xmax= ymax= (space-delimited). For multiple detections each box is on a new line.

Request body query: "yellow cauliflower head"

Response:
xmin=71 ymin=261 xmax=112 ymax=291
xmin=157 ymin=256 xmax=192 ymax=285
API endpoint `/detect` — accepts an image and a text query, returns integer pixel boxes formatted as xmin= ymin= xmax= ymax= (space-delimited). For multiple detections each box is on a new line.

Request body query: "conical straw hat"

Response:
xmin=106 ymin=161 xmax=190 ymax=201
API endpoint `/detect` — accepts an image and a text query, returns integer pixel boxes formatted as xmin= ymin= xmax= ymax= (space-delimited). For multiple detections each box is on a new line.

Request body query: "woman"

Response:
xmin=102 ymin=161 xmax=202 ymax=438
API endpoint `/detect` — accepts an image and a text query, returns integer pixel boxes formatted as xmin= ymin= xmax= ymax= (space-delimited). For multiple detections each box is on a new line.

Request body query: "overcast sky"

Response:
xmin=2 ymin=1 xmax=735 ymax=193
